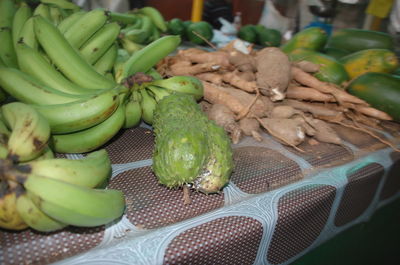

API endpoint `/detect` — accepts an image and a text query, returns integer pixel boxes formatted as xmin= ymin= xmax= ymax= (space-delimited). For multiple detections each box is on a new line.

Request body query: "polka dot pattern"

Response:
xmin=335 ymin=163 xmax=384 ymax=226
xmin=0 ymin=226 xmax=104 ymax=265
xmin=108 ymin=167 xmax=225 ymax=229
xmin=163 ymin=216 xmax=263 ymax=265
xmin=267 ymin=184 xmax=336 ymax=264
xmin=283 ymin=139 xmax=353 ymax=168
xmin=231 ymin=146 xmax=303 ymax=194
xmin=102 ymin=127 xmax=155 ymax=164
xmin=380 ymin=152 xmax=400 ymax=201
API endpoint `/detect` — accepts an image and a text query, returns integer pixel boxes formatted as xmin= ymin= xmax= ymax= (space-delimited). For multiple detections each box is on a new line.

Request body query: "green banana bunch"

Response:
xmin=137 ymin=6 xmax=167 ymax=33
xmin=1 ymin=102 xmax=50 ymax=162
xmin=31 ymin=88 xmax=119 ymax=134
xmin=16 ymin=192 xmax=67 ymax=232
xmin=63 ymin=8 xmax=108 ymax=49
xmin=0 ymin=180 xmax=28 ymax=231
xmin=79 ymin=22 xmax=120 ymax=64
xmin=123 ymin=90 xmax=142 ymax=129
xmin=11 ymin=2 xmax=32 ymax=48
xmin=94 ymin=43 xmax=118 ymax=76
xmin=33 ymin=3 xmax=52 ymax=21
xmin=18 ymin=17 xmax=38 ymax=49
xmin=57 ymin=10 xmax=85 ymax=33
xmin=139 ymin=88 xmax=157 ymax=125
xmin=122 ymin=35 xmax=181 ymax=80
xmin=146 ymin=85 xmax=172 ymax=103
xmin=151 ymin=75 xmax=204 ymax=100
xmin=32 ymin=145 xmax=54 ymax=161
xmin=41 ymin=0 xmax=80 ymax=11
xmin=50 ymin=102 xmax=125 ymax=153
xmin=15 ymin=42 xmax=96 ymax=95
xmin=119 ymin=37 xmax=144 ymax=56
xmin=0 ymin=66 xmax=88 ymax=105
xmin=113 ymin=48 xmax=131 ymax=83
xmin=145 ymin=67 xmax=163 ymax=80
xmin=0 ymin=0 xmax=17 ymax=29
xmin=0 ymin=27 xmax=18 ymax=68
xmin=109 ymin=11 xmax=138 ymax=25
xmin=33 ymin=15 xmax=117 ymax=90
xmin=49 ymin=5 xmax=63 ymax=26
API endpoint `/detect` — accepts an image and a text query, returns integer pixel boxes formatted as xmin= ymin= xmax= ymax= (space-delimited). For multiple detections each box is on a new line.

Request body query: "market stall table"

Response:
xmin=1 ymin=120 xmax=399 ymax=265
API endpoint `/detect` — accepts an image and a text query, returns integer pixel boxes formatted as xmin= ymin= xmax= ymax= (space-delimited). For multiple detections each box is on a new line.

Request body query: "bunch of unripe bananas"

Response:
xmin=0 ymin=0 xmax=204 ymax=154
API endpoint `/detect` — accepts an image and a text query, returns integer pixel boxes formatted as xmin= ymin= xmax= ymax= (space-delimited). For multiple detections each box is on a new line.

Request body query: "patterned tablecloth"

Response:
xmin=1 ymin=121 xmax=400 ymax=265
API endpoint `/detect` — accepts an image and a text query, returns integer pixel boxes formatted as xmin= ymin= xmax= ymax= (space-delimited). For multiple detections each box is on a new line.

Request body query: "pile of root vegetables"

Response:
xmin=157 ymin=40 xmax=398 ymax=152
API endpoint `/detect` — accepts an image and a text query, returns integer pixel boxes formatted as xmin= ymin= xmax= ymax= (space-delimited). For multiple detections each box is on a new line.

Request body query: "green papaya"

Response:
xmin=238 ymin=24 xmax=257 ymax=43
xmin=254 ymin=25 xmax=281 ymax=47
xmin=289 ymin=48 xmax=349 ymax=85
xmin=168 ymin=18 xmax=185 ymax=37
xmin=281 ymin=27 xmax=328 ymax=53
xmin=323 ymin=47 xmax=351 ymax=60
xmin=186 ymin=21 xmax=213 ymax=45
xmin=347 ymin=72 xmax=400 ymax=121
xmin=339 ymin=48 xmax=399 ymax=79
xmin=326 ymin=28 xmax=395 ymax=53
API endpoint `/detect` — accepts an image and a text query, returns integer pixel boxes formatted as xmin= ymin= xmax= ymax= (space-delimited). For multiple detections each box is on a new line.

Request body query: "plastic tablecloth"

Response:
xmin=1 ymin=121 xmax=400 ymax=265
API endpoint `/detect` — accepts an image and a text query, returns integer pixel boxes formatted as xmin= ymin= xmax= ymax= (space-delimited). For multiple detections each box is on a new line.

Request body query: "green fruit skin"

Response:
xmin=186 ymin=21 xmax=213 ymax=45
xmin=326 ymin=28 xmax=395 ymax=53
xmin=323 ymin=47 xmax=351 ymax=60
xmin=347 ymin=72 xmax=400 ymax=121
xmin=238 ymin=24 xmax=257 ymax=43
xmin=281 ymin=27 xmax=328 ymax=53
xmin=254 ymin=25 xmax=281 ymax=47
xmin=289 ymin=48 xmax=349 ymax=85
xmin=168 ymin=18 xmax=185 ymax=37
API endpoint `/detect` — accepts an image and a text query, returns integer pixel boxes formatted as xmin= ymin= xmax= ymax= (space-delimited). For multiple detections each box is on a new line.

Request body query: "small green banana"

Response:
xmin=20 ymin=174 xmax=125 ymax=227
xmin=33 ymin=3 xmax=52 ymax=21
xmin=49 ymin=5 xmax=63 ymax=26
xmin=146 ymin=85 xmax=172 ymax=102
xmin=147 ymin=25 xmax=161 ymax=43
xmin=0 ymin=67 xmax=88 ymax=105
xmin=50 ymin=102 xmax=125 ymax=153
xmin=16 ymin=193 xmax=67 ymax=232
xmin=63 ymin=8 xmax=109 ymax=49
xmin=0 ymin=0 xmax=17 ymax=28
xmin=136 ymin=14 xmax=153 ymax=43
xmin=122 ymin=28 xmax=148 ymax=44
xmin=17 ymin=149 xmax=111 ymax=188
xmin=18 ymin=17 xmax=38 ymax=49
xmin=113 ymin=48 xmax=131 ymax=83
xmin=57 ymin=10 xmax=85 ymax=33
xmin=11 ymin=2 xmax=32 ymax=48
xmin=0 ymin=27 xmax=18 ymax=68
xmin=31 ymin=145 xmax=54 ymax=161
xmin=15 ymin=42 xmax=96 ymax=95
xmin=33 ymin=15 xmax=117 ymax=90
xmin=109 ymin=11 xmax=138 ymax=25
xmin=122 ymin=35 xmax=181 ymax=80
xmin=138 ymin=6 xmax=167 ymax=32
xmin=139 ymin=88 xmax=157 ymax=125
xmin=31 ymin=88 xmax=119 ymax=134
xmin=145 ymin=67 xmax=163 ymax=80
xmin=2 ymin=102 xmax=51 ymax=162
xmin=40 ymin=0 xmax=80 ymax=11
xmin=120 ymin=17 xmax=142 ymax=33
xmin=119 ymin=37 xmax=144 ymax=56
xmin=123 ymin=90 xmax=142 ymax=129
xmin=79 ymin=22 xmax=120 ymax=65
xmin=94 ymin=43 xmax=118 ymax=75
xmin=151 ymin=75 xmax=204 ymax=100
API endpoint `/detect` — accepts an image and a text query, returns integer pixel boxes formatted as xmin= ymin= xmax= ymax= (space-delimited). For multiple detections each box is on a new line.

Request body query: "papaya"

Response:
xmin=238 ymin=24 xmax=257 ymax=43
xmin=339 ymin=49 xmax=399 ymax=79
xmin=186 ymin=21 xmax=213 ymax=45
xmin=326 ymin=28 xmax=395 ymax=53
xmin=281 ymin=27 xmax=328 ymax=53
xmin=323 ymin=47 xmax=351 ymax=60
xmin=289 ymin=48 xmax=349 ymax=85
xmin=254 ymin=25 xmax=281 ymax=47
xmin=168 ymin=18 xmax=185 ymax=37
xmin=347 ymin=72 xmax=400 ymax=121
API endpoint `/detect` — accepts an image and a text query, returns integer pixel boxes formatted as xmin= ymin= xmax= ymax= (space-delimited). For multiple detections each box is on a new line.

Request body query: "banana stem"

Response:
xmin=0 ymin=159 xmax=28 ymax=183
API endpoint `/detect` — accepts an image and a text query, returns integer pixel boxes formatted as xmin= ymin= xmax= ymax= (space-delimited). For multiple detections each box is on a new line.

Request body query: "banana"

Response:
xmin=33 ymin=3 xmax=52 ymax=21
xmin=0 ymin=180 xmax=28 ymax=230
xmin=63 ymin=8 xmax=109 ymax=49
xmin=0 ymin=87 xmax=7 ymax=103
xmin=119 ymin=37 xmax=144 ymax=56
xmin=122 ymin=28 xmax=148 ymax=44
xmin=15 ymin=42 xmax=95 ymax=95
xmin=0 ymin=27 xmax=18 ymax=68
xmin=50 ymin=102 xmax=125 ymax=153
xmin=33 ymin=15 xmax=117 ymax=90
xmin=0 ymin=143 xmax=9 ymax=159
xmin=145 ymin=67 xmax=163 ymax=80
xmin=120 ymin=17 xmax=142 ymax=33
xmin=32 ymin=88 xmax=119 ymax=134
xmin=151 ymin=75 xmax=204 ymax=100
xmin=79 ymin=22 xmax=120 ymax=65
xmin=0 ymin=67 xmax=89 ymax=105
xmin=139 ymin=88 xmax=157 ymax=125
xmin=31 ymin=145 xmax=54 ymax=161
xmin=109 ymin=11 xmax=138 ymax=25
xmin=49 ymin=5 xmax=63 ymax=26
xmin=2 ymin=102 xmax=51 ymax=162
xmin=57 ymin=10 xmax=85 ymax=34
xmin=94 ymin=43 xmax=118 ymax=76
xmin=136 ymin=14 xmax=153 ymax=43
xmin=147 ymin=25 xmax=161 ymax=43
xmin=21 ymin=174 xmax=125 ymax=227
xmin=123 ymin=90 xmax=142 ymax=129
xmin=122 ymin=35 xmax=181 ymax=80
xmin=114 ymin=48 xmax=131 ymax=83
xmin=146 ymin=85 xmax=172 ymax=102
xmin=11 ymin=2 xmax=32 ymax=48
xmin=41 ymin=0 xmax=80 ymax=11
xmin=18 ymin=17 xmax=38 ymax=49
xmin=16 ymin=192 xmax=67 ymax=232
xmin=137 ymin=6 xmax=167 ymax=32
xmin=0 ymin=0 xmax=17 ymax=28
xmin=17 ymin=149 xmax=111 ymax=188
